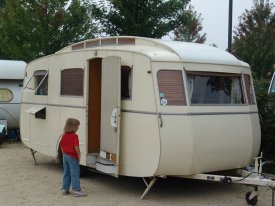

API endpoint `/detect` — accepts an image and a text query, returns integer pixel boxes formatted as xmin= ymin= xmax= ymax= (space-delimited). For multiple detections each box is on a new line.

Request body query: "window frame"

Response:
xmin=186 ymin=71 xmax=245 ymax=105
xmin=121 ymin=65 xmax=133 ymax=100
xmin=60 ymin=68 xmax=84 ymax=97
xmin=243 ymin=74 xmax=256 ymax=105
xmin=157 ymin=69 xmax=187 ymax=106
xmin=23 ymin=70 xmax=48 ymax=96
xmin=35 ymin=70 xmax=48 ymax=95
xmin=0 ymin=88 xmax=13 ymax=102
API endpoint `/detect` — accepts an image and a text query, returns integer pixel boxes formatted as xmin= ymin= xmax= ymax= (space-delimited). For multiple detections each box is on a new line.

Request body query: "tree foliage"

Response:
xmin=173 ymin=5 xmax=206 ymax=43
xmin=254 ymin=79 xmax=275 ymax=172
xmin=233 ymin=0 xmax=275 ymax=172
xmin=0 ymin=0 xmax=4 ymax=8
xmin=91 ymin=0 xmax=191 ymax=38
xmin=0 ymin=0 xmax=95 ymax=62
xmin=232 ymin=0 xmax=275 ymax=80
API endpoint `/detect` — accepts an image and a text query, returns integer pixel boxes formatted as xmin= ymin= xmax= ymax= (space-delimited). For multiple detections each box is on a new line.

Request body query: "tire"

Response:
xmin=57 ymin=147 xmax=63 ymax=165
xmin=245 ymin=191 xmax=258 ymax=206
xmin=0 ymin=132 xmax=6 ymax=145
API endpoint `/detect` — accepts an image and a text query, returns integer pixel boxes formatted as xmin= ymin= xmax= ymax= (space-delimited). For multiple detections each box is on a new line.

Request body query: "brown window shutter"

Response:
xmin=61 ymin=68 xmax=84 ymax=96
xmin=157 ymin=70 xmax=186 ymax=105
xmin=244 ymin=74 xmax=252 ymax=105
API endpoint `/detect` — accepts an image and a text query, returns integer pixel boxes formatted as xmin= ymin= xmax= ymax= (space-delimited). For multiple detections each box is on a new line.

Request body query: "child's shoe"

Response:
xmin=73 ymin=190 xmax=87 ymax=197
xmin=62 ymin=189 xmax=69 ymax=195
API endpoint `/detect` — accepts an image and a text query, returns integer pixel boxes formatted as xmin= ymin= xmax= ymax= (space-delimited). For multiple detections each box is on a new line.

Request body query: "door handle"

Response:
xmin=159 ymin=114 xmax=163 ymax=128
xmin=110 ymin=108 xmax=118 ymax=128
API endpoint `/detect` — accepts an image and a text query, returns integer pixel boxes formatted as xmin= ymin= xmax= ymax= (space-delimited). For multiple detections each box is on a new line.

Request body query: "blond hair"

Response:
xmin=63 ymin=118 xmax=80 ymax=133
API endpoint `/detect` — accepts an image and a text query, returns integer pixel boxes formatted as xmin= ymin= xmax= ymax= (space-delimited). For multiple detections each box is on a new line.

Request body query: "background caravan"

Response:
xmin=0 ymin=60 xmax=26 ymax=144
xmin=20 ymin=36 xmax=263 ymax=200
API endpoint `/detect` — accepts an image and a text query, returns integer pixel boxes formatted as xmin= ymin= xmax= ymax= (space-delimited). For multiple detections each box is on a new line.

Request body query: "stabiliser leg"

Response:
xmin=272 ymin=188 xmax=274 ymax=206
xmin=140 ymin=177 xmax=157 ymax=199
xmin=30 ymin=149 xmax=38 ymax=165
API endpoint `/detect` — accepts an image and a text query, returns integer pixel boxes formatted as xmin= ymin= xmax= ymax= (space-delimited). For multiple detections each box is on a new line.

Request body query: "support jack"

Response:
xmin=30 ymin=149 xmax=38 ymax=165
xmin=140 ymin=177 xmax=157 ymax=199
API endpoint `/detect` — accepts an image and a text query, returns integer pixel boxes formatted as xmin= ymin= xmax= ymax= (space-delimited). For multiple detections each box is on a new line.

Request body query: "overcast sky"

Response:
xmin=190 ymin=0 xmax=275 ymax=50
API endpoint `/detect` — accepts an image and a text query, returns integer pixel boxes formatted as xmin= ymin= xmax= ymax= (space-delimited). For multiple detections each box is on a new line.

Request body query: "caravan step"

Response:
xmin=96 ymin=157 xmax=118 ymax=174
xmin=86 ymin=153 xmax=99 ymax=168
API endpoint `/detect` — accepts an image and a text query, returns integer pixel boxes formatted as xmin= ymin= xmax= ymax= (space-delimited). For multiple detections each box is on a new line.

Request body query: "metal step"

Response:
xmin=96 ymin=157 xmax=118 ymax=174
xmin=86 ymin=153 xmax=99 ymax=168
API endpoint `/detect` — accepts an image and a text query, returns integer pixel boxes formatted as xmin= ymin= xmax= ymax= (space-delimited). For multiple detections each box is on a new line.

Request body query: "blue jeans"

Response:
xmin=62 ymin=154 xmax=81 ymax=191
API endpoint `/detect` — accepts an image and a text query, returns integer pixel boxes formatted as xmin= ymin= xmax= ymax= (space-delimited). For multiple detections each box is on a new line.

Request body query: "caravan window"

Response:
xmin=157 ymin=70 xmax=187 ymax=106
xmin=23 ymin=70 xmax=48 ymax=95
xmin=244 ymin=74 xmax=256 ymax=104
xmin=35 ymin=70 xmax=48 ymax=95
xmin=121 ymin=66 xmax=132 ymax=99
xmin=61 ymin=68 xmax=84 ymax=96
xmin=186 ymin=72 xmax=245 ymax=105
xmin=0 ymin=88 xmax=13 ymax=102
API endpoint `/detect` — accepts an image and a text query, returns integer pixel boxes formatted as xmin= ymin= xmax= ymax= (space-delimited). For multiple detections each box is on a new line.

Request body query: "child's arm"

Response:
xmin=75 ymin=146 xmax=81 ymax=161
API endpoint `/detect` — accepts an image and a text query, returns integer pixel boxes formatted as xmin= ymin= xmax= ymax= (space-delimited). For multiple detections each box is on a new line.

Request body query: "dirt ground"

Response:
xmin=0 ymin=141 xmax=273 ymax=206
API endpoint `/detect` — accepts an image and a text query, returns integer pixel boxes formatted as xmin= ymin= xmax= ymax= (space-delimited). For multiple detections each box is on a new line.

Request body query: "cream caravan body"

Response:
xmin=20 ymin=36 xmax=260 ymax=178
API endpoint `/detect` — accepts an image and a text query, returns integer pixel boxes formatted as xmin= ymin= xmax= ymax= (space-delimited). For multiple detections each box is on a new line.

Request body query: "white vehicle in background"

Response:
xmin=268 ymin=71 xmax=275 ymax=94
xmin=20 ymin=36 xmax=275 ymax=205
xmin=0 ymin=60 xmax=26 ymax=144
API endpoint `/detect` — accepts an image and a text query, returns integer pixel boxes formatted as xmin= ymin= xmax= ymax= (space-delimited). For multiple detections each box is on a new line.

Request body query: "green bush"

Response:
xmin=254 ymin=79 xmax=275 ymax=173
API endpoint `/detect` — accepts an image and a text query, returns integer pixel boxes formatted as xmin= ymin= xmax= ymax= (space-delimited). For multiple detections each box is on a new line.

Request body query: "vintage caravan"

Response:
xmin=0 ymin=60 xmax=26 ymax=143
xmin=21 ymin=36 xmax=268 ymax=202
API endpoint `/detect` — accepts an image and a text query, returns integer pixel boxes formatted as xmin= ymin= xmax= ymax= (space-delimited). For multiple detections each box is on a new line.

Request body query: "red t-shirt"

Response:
xmin=60 ymin=133 xmax=79 ymax=160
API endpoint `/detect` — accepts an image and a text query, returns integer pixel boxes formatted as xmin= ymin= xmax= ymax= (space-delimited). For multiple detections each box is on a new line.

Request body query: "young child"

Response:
xmin=60 ymin=118 xmax=87 ymax=197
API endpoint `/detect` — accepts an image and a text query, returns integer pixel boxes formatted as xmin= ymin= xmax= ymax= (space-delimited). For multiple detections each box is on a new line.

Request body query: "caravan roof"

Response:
xmin=0 ymin=60 xmax=26 ymax=79
xmin=56 ymin=36 xmax=249 ymax=67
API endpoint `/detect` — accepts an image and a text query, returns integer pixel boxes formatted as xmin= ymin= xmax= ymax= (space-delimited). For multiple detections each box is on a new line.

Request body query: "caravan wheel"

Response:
xmin=0 ymin=132 xmax=6 ymax=145
xmin=245 ymin=191 xmax=258 ymax=205
xmin=57 ymin=147 xmax=63 ymax=165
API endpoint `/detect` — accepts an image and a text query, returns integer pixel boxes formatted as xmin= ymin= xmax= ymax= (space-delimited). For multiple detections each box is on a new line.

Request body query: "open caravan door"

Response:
xmin=96 ymin=56 xmax=121 ymax=177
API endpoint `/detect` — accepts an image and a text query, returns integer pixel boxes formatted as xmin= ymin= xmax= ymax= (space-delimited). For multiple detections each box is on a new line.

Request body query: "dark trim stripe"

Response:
xmin=96 ymin=161 xmax=115 ymax=166
xmin=0 ymin=102 xmax=21 ymax=105
xmin=21 ymin=103 xmax=259 ymax=116
xmin=160 ymin=111 xmax=259 ymax=116
xmin=121 ymin=109 xmax=259 ymax=116
xmin=121 ymin=109 xmax=156 ymax=115
xmin=21 ymin=102 xmax=86 ymax=109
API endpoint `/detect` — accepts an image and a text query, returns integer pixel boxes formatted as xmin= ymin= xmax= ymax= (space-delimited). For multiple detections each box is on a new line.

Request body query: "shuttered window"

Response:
xmin=244 ymin=74 xmax=255 ymax=105
xmin=61 ymin=68 xmax=84 ymax=96
xmin=157 ymin=70 xmax=186 ymax=106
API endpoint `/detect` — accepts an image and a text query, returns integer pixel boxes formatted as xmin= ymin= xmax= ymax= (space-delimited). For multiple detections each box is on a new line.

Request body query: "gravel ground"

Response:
xmin=0 ymin=141 xmax=273 ymax=206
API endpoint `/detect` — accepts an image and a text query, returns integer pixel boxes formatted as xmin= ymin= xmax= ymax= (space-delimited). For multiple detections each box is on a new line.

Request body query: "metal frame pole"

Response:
xmin=228 ymin=0 xmax=233 ymax=53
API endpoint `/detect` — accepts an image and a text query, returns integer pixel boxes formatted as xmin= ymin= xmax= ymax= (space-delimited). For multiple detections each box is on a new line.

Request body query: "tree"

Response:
xmin=173 ymin=5 xmax=206 ymax=43
xmin=254 ymin=79 xmax=275 ymax=173
xmin=233 ymin=0 xmax=275 ymax=173
xmin=232 ymin=0 xmax=275 ymax=80
xmin=92 ymin=0 xmax=191 ymax=38
xmin=0 ymin=0 xmax=96 ymax=62
xmin=0 ymin=0 xmax=4 ymax=8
